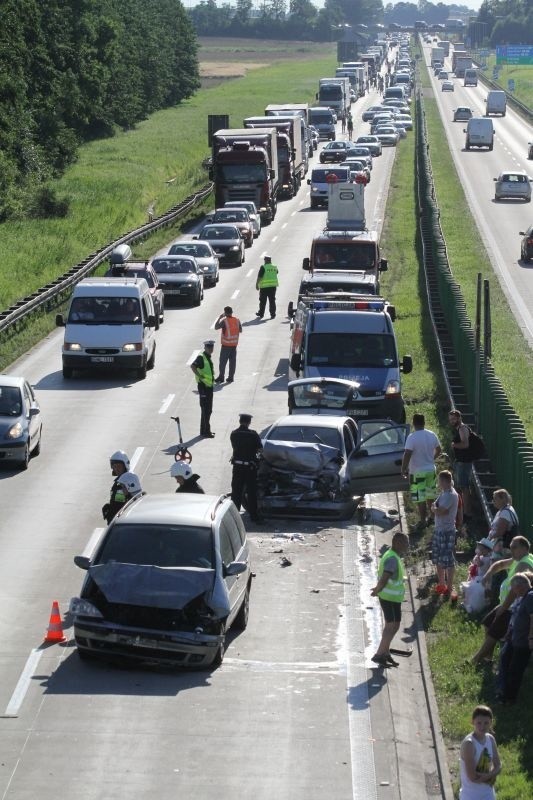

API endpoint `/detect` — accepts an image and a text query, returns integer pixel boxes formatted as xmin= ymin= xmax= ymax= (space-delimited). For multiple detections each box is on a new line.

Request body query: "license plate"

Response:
xmin=91 ymin=356 xmax=114 ymax=363
xmin=166 ymin=289 xmax=182 ymax=294
xmin=348 ymin=408 xmax=369 ymax=416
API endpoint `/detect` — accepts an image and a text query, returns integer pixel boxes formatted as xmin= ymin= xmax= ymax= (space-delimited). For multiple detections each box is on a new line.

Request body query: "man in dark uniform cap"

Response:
xmin=230 ymin=413 xmax=263 ymax=523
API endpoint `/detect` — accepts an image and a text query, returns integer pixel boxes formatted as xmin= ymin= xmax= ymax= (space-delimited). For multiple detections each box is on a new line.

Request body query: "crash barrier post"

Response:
xmin=414 ymin=75 xmax=533 ymax=538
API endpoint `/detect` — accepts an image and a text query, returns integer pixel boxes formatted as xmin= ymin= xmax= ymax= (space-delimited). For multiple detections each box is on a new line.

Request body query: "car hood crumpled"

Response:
xmin=89 ymin=563 xmax=231 ymax=618
xmin=262 ymin=440 xmax=340 ymax=475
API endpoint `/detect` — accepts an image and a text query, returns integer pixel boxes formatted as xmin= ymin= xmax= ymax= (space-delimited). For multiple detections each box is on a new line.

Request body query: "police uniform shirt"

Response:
xmin=231 ymin=426 xmax=262 ymax=463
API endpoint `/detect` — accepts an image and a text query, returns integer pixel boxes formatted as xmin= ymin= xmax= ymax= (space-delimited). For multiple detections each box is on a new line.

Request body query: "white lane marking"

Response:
xmin=291 ymin=211 xmax=297 ymax=216
xmin=281 ymin=222 xmax=288 ymax=229
xmin=271 ymin=235 xmax=278 ymax=242
xmin=2 ymin=649 xmax=43 ymax=718
xmin=83 ymin=528 xmax=105 ymax=559
xmin=246 ymin=268 xmax=253 ymax=277
xmin=260 ymin=250 xmax=267 ymax=257
xmin=231 ymin=289 xmax=240 ymax=299
xmin=158 ymin=394 xmax=175 ymax=414
xmin=343 ymin=527 xmax=378 ymax=800
xmin=130 ymin=447 xmax=143 ymax=471
xmin=222 ymin=658 xmax=339 ymax=673
xmin=187 ymin=349 xmax=200 ymax=366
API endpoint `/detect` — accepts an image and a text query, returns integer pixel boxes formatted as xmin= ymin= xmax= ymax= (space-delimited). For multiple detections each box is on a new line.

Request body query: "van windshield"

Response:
xmin=68 ymin=296 xmax=141 ymax=324
xmin=308 ymin=333 xmax=397 ymax=368
xmin=313 ymin=243 xmax=376 ymax=269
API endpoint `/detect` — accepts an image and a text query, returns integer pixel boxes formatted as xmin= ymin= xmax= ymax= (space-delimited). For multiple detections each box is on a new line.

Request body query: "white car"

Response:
xmin=374 ymin=126 xmax=399 ymax=146
xmin=494 ymin=171 xmax=532 ymax=202
xmin=395 ymin=114 xmax=413 ymax=131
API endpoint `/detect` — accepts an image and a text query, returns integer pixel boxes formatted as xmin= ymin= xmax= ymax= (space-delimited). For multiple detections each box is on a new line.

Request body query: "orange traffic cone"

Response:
xmin=44 ymin=600 xmax=66 ymax=643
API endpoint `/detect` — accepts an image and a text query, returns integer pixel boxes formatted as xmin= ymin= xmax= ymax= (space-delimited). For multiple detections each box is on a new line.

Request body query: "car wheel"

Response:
xmin=212 ymin=643 xmax=225 ymax=668
xmin=77 ymin=648 xmax=99 ymax=663
xmin=62 ymin=365 xmax=73 ymax=379
xmin=137 ymin=360 xmax=147 ymax=380
xmin=18 ymin=444 xmax=30 ymax=471
xmin=233 ymin=585 xmax=250 ymax=631
xmin=193 ymin=289 xmax=201 ymax=306
xmin=33 ymin=429 xmax=42 ymax=457
xmin=159 ymin=305 xmax=164 ymax=325
xmin=242 ymin=249 xmax=245 ymax=264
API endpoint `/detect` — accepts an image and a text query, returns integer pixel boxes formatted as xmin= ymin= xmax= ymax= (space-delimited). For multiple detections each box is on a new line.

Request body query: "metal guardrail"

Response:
xmin=0 ymin=183 xmax=213 ymax=334
xmin=470 ymin=54 xmax=533 ymax=124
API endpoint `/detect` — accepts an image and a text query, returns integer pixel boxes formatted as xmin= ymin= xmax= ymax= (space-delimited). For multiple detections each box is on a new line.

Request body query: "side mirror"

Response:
xmin=302 ymin=257 xmax=310 ymax=271
xmin=353 ymin=448 xmax=369 ymax=458
xmin=269 ymin=169 xmax=275 ymax=180
xmin=290 ymin=353 xmax=302 ymax=373
xmin=519 ymin=231 xmax=526 ymax=236
xmin=287 ymin=301 xmax=294 ymax=318
xmin=463 ymin=129 xmax=466 ymax=133
xmin=224 ymin=561 xmax=247 ymax=577
xmin=208 ymin=167 xmax=213 ymax=180
xmin=56 ymin=313 xmax=65 ymax=327
xmin=307 ymin=178 xmax=311 ymax=185
xmin=379 ymin=258 xmax=388 ymax=272
xmin=29 ymin=406 xmax=40 ymax=418
xmin=192 ymin=235 xmax=199 ymax=240
xmin=387 ymin=304 xmax=396 ymax=322
xmin=74 ymin=555 xmax=90 ymax=570
xmin=493 ymin=178 xmax=497 ymax=182
xmin=401 ymin=355 xmax=413 ymax=374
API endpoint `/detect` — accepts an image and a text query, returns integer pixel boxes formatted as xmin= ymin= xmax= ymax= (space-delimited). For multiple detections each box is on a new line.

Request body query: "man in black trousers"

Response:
xmin=230 ymin=413 xmax=263 ymax=523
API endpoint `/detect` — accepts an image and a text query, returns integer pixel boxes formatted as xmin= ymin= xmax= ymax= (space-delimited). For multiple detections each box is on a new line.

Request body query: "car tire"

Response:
xmin=194 ymin=289 xmax=201 ymax=306
xmin=33 ymin=430 xmax=42 ymax=457
xmin=62 ymin=366 xmax=73 ymax=379
xmin=212 ymin=643 xmax=225 ymax=668
xmin=137 ymin=360 xmax=147 ymax=380
xmin=18 ymin=444 xmax=30 ymax=471
xmin=159 ymin=305 xmax=164 ymax=325
xmin=233 ymin=585 xmax=251 ymax=631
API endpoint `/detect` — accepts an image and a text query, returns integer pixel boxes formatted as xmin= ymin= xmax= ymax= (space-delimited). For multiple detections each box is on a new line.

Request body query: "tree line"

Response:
xmin=477 ymin=0 xmax=533 ymax=46
xmin=0 ymin=0 xmax=199 ymax=222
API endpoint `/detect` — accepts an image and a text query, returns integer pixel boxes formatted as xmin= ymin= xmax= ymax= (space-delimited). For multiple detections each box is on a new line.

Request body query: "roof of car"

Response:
xmin=115 ymin=493 xmax=228 ymax=527
xmin=0 ymin=375 xmax=25 ymax=389
xmin=268 ymin=414 xmax=348 ymax=431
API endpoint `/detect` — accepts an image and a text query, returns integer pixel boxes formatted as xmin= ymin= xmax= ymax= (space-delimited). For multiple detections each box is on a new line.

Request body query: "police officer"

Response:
xmin=190 ymin=339 xmax=215 ymax=438
xmin=170 ymin=461 xmax=205 ymax=493
xmin=102 ymin=451 xmax=142 ymax=524
xmin=255 ymin=255 xmax=279 ymax=319
xmin=230 ymin=413 xmax=263 ymax=523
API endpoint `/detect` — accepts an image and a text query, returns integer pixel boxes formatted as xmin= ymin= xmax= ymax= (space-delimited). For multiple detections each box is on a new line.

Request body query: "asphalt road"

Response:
xmin=424 ymin=43 xmax=533 ymax=346
xmin=0 ymin=77 xmax=445 ymax=800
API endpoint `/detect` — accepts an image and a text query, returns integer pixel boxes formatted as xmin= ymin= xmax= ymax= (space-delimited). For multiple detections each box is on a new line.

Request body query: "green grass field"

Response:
xmin=477 ymin=53 xmax=533 ymax=109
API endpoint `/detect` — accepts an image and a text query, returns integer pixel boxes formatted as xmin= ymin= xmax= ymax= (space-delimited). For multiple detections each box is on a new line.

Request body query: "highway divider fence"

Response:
xmin=415 ymin=82 xmax=533 ymax=536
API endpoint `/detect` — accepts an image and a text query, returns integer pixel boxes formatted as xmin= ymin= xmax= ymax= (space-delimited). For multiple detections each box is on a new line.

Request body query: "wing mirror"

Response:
xmin=290 ymin=353 xmax=302 ymax=373
xmin=56 ymin=313 xmax=65 ymax=327
xmin=401 ymin=355 xmax=413 ymax=374
xmin=74 ymin=555 xmax=90 ymax=570
xmin=224 ymin=561 xmax=247 ymax=577
xmin=302 ymin=257 xmax=310 ymax=270
xmin=379 ymin=258 xmax=388 ymax=272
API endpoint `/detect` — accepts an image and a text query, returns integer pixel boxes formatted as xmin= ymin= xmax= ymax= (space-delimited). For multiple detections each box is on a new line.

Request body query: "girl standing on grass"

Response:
xmin=459 ymin=705 xmax=501 ymax=799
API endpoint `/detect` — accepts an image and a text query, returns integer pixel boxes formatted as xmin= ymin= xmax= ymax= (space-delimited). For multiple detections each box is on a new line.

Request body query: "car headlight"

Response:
xmin=311 ymin=187 xmax=319 ymax=193
xmin=64 ymin=342 xmax=82 ymax=351
xmin=7 ymin=422 xmax=24 ymax=439
xmin=70 ymin=597 xmax=104 ymax=618
xmin=385 ymin=381 xmax=401 ymax=395
xmin=183 ymin=282 xmax=194 ymax=287
xmin=122 ymin=343 xmax=142 ymax=352
xmin=230 ymin=245 xmax=240 ymax=251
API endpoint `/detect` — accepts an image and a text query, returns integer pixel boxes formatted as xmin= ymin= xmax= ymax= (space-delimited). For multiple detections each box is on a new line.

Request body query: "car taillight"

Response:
xmin=528 ymin=238 xmax=533 ymax=245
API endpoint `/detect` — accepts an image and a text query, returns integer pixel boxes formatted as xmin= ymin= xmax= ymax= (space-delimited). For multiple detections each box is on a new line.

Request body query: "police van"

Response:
xmin=288 ymin=296 xmax=412 ymax=422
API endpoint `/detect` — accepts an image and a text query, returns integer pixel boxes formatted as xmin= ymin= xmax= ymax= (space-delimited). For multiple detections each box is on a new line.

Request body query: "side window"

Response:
xmin=219 ymin=519 xmax=236 ymax=565
xmin=228 ymin=505 xmax=246 ymax=549
xmin=23 ymin=383 xmax=33 ymax=413
xmin=343 ymin=424 xmax=355 ymax=455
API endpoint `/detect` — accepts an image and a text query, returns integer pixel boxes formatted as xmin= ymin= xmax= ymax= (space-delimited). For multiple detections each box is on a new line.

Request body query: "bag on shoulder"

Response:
xmin=466 ymin=428 xmax=486 ymax=460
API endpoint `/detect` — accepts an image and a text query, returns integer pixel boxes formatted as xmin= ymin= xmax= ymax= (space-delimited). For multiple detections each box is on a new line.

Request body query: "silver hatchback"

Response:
xmin=71 ymin=494 xmax=251 ymax=668
xmin=494 ymin=171 xmax=532 ymax=202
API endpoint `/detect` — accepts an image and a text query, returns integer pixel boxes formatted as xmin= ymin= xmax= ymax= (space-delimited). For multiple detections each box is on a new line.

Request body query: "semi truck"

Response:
xmin=243 ymin=116 xmax=304 ymax=198
xmin=343 ymin=62 xmax=369 ymax=93
xmin=264 ymin=103 xmax=312 ymax=163
xmin=454 ymin=55 xmax=473 ymax=79
xmin=451 ymin=50 xmax=468 ymax=74
xmin=317 ymin=77 xmax=350 ymax=121
xmin=437 ymin=40 xmax=451 ymax=57
xmin=431 ymin=46 xmax=445 ymax=67
xmin=211 ymin=128 xmax=279 ymax=224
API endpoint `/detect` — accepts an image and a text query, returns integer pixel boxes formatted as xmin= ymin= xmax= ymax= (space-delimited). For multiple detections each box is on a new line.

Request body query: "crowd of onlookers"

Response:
xmin=401 ymin=410 xmax=533 ymax=710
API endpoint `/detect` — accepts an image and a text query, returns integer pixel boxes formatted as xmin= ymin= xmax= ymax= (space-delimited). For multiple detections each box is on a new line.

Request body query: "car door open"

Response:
xmin=347 ymin=420 xmax=410 ymax=495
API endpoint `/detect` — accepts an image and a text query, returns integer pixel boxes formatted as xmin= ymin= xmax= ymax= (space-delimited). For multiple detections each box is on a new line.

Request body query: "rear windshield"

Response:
xmin=199 ymin=226 xmax=239 ymax=240
xmin=308 ymin=333 xmax=397 ymax=368
xmin=311 ymin=169 xmax=350 ymax=183
xmin=97 ymin=523 xmax=214 ymax=569
xmin=152 ymin=258 xmax=196 ymax=274
xmin=169 ymin=244 xmax=211 ymax=258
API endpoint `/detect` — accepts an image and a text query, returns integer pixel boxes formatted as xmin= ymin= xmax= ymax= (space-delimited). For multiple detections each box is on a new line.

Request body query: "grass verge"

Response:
xmin=381 ymin=57 xmax=533 ymax=797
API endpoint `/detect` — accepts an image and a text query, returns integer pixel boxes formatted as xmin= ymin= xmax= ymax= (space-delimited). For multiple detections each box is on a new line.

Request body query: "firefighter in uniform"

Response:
xmin=102 ymin=450 xmax=142 ymax=524
xmin=190 ymin=340 xmax=215 ymax=438
xmin=214 ymin=306 xmax=242 ymax=384
xmin=255 ymin=255 xmax=279 ymax=319
xmin=230 ymin=413 xmax=263 ymax=523
xmin=171 ymin=461 xmax=205 ymax=493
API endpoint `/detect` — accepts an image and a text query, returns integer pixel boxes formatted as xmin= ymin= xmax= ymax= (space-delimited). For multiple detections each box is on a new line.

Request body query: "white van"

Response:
xmin=486 ymin=90 xmax=506 ymax=116
xmin=307 ymin=166 xmax=351 ymax=209
xmin=56 ymin=278 xmax=157 ymax=379
xmin=464 ymin=117 xmax=494 ymax=151
xmin=463 ymin=69 xmax=478 ymax=86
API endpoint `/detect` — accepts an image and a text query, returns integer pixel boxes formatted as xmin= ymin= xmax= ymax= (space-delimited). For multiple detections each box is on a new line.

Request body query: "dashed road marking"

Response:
xmin=2 ymin=649 xmax=43 ymax=718
xmin=231 ymin=289 xmax=240 ymax=299
xmin=130 ymin=447 xmax=143 ymax=471
xmin=159 ymin=394 xmax=175 ymax=414
xmin=246 ymin=268 xmax=253 ymax=277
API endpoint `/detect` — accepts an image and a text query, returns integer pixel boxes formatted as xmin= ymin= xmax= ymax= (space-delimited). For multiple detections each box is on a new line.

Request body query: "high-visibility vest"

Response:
xmin=221 ymin=316 xmax=240 ymax=347
xmin=258 ymin=263 xmax=279 ymax=289
xmin=499 ymin=553 xmax=533 ymax=603
xmin=195 ymin=353 xmax=214 ymax=387
xmin=377 ymin=548 xmax=406 ymax=603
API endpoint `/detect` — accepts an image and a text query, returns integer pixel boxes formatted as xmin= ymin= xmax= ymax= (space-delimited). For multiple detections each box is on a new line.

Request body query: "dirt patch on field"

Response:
xmin=200 ymin=61 xmax=269 ymax=79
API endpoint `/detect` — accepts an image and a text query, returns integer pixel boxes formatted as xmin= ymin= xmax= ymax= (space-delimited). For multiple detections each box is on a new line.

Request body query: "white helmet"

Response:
xmin=117 ymin=472 xmax=142 ymax=496
xmin=171 ymin=461 xmax=193 ymax=480
xmin=110 ymin=450 xmax=130 ymax=469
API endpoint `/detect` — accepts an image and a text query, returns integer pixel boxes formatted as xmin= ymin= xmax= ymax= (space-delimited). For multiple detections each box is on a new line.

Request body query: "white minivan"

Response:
xmin=464 ymin=117 xmax=494 ymax=151
xmin=56 ymin=278 xmax=157 ymax=379
xmin=486 ymin=90 xmax=506 ymax=116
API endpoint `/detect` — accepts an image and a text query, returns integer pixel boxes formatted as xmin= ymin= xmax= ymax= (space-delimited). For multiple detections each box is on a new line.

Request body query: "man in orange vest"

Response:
xmin=214 ymin=306 xmax=242 ymax=384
